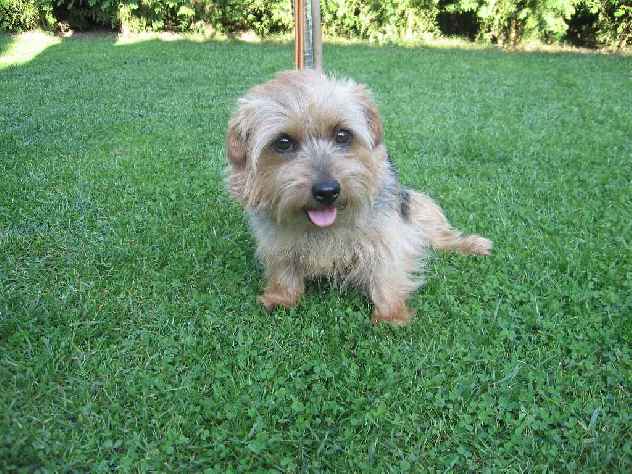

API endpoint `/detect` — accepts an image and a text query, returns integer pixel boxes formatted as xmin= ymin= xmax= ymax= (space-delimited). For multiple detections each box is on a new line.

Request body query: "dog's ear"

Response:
xmin=225 ymin=115 xmax=251 ymax=205
xmin=354 ymin=84 xmax=384 ymax=147
xmin=226 ymin=117 xmax=247 ymax=169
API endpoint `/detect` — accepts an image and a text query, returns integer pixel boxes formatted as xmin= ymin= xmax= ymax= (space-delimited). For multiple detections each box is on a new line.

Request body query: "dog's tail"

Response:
xmin=405 ymin=190 xmax=492 ymax=256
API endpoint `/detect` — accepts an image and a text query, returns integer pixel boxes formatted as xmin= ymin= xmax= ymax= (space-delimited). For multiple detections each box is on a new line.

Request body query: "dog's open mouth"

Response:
xmin=305 ymin=207 xmax=337 ymax=227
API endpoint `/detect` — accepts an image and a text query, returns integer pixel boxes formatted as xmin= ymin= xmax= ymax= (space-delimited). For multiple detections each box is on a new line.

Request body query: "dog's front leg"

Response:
xmin=368 ymin=267 xmax=416 ymax=326
xmin=258 ymin=259 xmax=304 ymax=312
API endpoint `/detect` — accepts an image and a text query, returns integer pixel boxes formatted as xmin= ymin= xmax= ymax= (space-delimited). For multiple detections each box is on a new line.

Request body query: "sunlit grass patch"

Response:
xmin=0 ymin=30 xmax=61 ymax=68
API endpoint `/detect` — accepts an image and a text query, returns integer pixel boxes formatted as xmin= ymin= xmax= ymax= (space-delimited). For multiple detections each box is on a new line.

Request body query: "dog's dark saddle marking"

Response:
xmin=387 ymin=153 xmax=411 ymax=222
xmin=386 ymin=153 xmax=398 ymax=177
xmin=400 ymin=189 xmax=411 ymax=222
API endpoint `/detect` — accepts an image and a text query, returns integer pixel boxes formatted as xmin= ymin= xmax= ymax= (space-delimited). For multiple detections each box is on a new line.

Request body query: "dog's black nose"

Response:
xmin=312 ymin=179 xmax=340 ymax=205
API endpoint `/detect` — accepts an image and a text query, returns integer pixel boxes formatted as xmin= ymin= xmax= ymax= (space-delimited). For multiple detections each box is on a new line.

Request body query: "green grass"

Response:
xmin=1 ymin=32 xmax=631 ymax=472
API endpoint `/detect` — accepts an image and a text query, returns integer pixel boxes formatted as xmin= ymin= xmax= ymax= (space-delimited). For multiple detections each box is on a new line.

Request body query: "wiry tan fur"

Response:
xmin=226 ymin=70 xmax=492 ymax=326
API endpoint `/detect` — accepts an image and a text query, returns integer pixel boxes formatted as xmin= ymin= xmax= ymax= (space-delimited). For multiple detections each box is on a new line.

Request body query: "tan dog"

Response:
xmin=226 ymin=70 xmax=492 ymax=325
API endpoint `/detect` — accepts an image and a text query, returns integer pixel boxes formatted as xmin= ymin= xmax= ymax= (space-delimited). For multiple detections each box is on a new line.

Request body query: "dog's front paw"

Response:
xmin=371 ymin=304 xmax=414 ymax=327
xmin=460 ymin=235 xmax=493 ymax=256
xmin=258 ymin=288 xmax=302 ymax=312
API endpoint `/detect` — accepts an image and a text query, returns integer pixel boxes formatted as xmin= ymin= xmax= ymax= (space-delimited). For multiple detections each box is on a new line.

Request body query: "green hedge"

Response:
xmin=0 ymin=0 xmax=54 ymax=32
xmin=0 ymin=0 xmax=630 ymax=48
xmin=443 ymin=0 xmax=631 ymax=48
xmin=320 ymin=0 xmax=440 ymax=42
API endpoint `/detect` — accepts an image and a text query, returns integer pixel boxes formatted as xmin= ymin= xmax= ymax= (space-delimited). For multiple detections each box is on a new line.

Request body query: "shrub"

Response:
xmin=0 ymin=0 xmax=629 ymax=48
xmin=0 ymin=0 xmax=40 ymax=31
xmin=53 ymin=0 xmax=118 ymax=31
xmin=104 ymin=0 xmax=292 ymax=35
xmin=580 ymin=0 xmax=632 ymax=47
xmin=440 ymin=0 xmax=630 ymax=47
xmin=443 ymin=0 xmax=579 ymax=46
xmin=321 ymin=0 xmax=440 ymax=42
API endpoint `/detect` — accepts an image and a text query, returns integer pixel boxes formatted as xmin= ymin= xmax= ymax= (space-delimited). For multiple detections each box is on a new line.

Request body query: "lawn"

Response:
xmin=1 ymin=32 xmax=631 ymax=471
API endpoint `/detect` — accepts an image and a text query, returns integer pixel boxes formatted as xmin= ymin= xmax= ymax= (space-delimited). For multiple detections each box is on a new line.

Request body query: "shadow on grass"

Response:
xmin=0 ymin=33 xmax=13 ymax=57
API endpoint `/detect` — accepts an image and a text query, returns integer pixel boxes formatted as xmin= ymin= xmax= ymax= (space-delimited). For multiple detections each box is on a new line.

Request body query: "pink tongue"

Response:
xmin=307 ymin=207 xmax=337 ymax=227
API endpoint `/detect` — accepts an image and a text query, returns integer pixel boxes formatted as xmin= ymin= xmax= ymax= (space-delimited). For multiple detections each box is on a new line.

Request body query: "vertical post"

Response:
xmin=294 ymin=0 xmax=322 ymax=71
xmin=311 ymin=0 xmax=322 ymax=71
xmin=294 ymin=0 xmax=304 ymax=70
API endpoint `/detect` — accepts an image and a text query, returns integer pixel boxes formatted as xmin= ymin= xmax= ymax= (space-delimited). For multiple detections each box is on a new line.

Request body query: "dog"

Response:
xmin=225 ymin=70 xmax=492 ymax=326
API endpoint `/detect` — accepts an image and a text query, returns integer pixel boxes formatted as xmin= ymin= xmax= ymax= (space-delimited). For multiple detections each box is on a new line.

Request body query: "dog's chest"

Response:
xmin=251 ymin=212 xmax=387 ymax=282
xmin=291 ymin=231 xmax=366 ymax=278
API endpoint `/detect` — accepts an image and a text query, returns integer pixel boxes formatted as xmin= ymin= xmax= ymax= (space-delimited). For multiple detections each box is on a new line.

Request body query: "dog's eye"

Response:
xmin=334 ymin=128 xmax=353 ymax=146
xmin=272 ymin=134 xmax=296 ymax=153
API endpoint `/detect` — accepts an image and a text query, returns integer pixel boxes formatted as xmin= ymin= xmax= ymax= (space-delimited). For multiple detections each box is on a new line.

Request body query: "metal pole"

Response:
xmin=311 ymin=0 xmax=322 ymax=71
xmin=294 ymin=0 xmax=322 ymax=71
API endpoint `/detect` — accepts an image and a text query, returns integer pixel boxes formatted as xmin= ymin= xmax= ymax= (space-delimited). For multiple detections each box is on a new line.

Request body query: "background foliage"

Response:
xmin=0 ymin=0 xmax=630 ymax=47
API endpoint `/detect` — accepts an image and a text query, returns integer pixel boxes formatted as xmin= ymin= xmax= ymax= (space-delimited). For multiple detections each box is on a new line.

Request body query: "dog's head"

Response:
xmin=226 ymin=70 xmax=388 ymax=227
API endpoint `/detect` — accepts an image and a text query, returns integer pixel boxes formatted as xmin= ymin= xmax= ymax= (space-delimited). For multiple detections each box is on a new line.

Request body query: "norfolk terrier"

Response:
xmin=226 ymin=70 xmax=492 ymax=326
